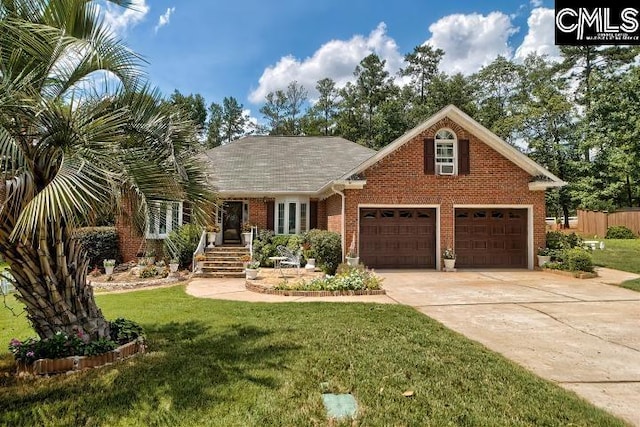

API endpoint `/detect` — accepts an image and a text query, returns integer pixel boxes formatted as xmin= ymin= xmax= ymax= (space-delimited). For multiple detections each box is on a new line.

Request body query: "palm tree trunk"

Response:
xmin=1 ymin=217 xmax=109 ymax=340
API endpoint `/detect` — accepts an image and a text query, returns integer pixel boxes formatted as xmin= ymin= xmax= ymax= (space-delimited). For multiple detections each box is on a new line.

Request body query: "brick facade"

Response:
xmin=340 ymin=118 xmax=546 ymax=268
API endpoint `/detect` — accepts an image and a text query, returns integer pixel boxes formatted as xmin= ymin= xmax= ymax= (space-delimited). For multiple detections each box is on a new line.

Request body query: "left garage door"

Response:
xmin=359 ymin=208 xmax=436 ymax=269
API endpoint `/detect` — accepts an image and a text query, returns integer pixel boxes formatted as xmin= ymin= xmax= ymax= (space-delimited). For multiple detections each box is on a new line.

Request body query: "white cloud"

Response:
xmin=514 ymin=8 xmax=561 ymax=62
xmin=426 ymin=12 xmax=518 ymax=75
xmin=248 ymin=23 xmax=404 ymax=103
xmin=154 ymin=7 xmax=175 ymax=33
xmin=530 ymin=0 xmax=543 ymax=7
xmin=100 ymin=0 xmax=149 ymax=35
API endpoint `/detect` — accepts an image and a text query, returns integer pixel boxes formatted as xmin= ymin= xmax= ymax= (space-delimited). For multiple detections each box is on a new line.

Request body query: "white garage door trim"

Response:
xmin=453 ymin=204 xmax=534 ymax=270
xmin=358 ymin=204 xmax=441 ymax=270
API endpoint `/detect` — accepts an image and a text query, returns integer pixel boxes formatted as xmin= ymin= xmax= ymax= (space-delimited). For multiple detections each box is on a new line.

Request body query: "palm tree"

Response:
xmin=0 ymin=0 xmax=214 ymax=340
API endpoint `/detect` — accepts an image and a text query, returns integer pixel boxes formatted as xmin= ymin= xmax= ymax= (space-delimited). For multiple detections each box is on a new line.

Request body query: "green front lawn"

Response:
xmin=0 ymin=286 xmax=624 ymax=426
xmin=591 ymin=239 xmax=640 ymax=274
xmin=591 ymin=239 xmax=640 ymax=291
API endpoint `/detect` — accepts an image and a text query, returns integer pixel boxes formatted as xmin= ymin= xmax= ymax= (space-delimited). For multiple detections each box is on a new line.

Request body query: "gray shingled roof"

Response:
xmin=203 ymin=136 xmax=376 ymax=194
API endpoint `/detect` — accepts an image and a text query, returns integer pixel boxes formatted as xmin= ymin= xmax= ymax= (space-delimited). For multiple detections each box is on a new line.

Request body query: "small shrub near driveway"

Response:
xmin=305 ymin=229 xmax=342 ymax=275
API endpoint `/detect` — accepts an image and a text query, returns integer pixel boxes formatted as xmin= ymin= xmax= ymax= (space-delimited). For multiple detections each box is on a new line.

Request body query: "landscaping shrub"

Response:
xmin=7 ymin=317 xmax=145 ymax=364
xmin=545 ymin=231 xmax=583 ymax=250
xmin=74 ymin=227 xmax=120 ymax=270
xmin=605 ymin=225 xmax=637 ymax=239
xmin=305 ymin=229 xmax=342 ymax=275
xmin=164 ymin=224 xmax=203 ymax=268
xmin=565 ymin=248 xmax=594 ymax=272
xmin=253 ymin=230 xmax=285 ymax=267
xmin=109 ymin=317 xmax=145 ymax=345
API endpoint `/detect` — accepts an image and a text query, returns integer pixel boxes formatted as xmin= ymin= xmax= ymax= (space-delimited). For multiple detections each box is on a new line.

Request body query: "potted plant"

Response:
xmin=136 ymin=251 xmax=145 ymax=266
xmin=194 ymin=252 xmax=206 ymax=273
xmin=241 ymin=222 xmax=254 ymax=247
xmin=346 ymin=232 xmax=359 ymax=266
xmin=537 ymin=247 xmax=552 ymax=267
xmin=206 ymin=225 xmax=220 ymax=248
xmin=169 ymin=258 xmax=180 ymax=273
xmin=303 ymin=245 xmax=316 ymax=270
xmin=103 ymin=259 xmax=116 ymax=275
xmin=443 ymin=247 xmax=456 ymax=271
xmin=240 ymin=253 xmax=252 ymax=269
xmin=245 ymin=260 xmax=260 ymax=280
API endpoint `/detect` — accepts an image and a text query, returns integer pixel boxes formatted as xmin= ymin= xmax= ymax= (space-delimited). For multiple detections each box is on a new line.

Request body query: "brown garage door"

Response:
xmin=455 ymin=208 xmax=528 ymax=268
xmin=360 ymin=208 xmax=436 ymax=269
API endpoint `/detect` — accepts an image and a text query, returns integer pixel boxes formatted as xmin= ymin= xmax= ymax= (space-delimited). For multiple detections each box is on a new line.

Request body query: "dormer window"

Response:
xmin=435 ymin=130 xmax=456 ymax=175
xmin=424 ymin=129 xmax=470 ymax=176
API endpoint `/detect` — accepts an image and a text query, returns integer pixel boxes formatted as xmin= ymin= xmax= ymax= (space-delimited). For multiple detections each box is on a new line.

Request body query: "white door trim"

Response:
xmin=452 ymin=204 xmax=534 ymax=270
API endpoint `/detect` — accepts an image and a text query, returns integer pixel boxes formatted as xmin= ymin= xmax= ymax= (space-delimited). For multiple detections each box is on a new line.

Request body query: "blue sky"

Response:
xmin=100 ymin=0 xmax=559 ymax=118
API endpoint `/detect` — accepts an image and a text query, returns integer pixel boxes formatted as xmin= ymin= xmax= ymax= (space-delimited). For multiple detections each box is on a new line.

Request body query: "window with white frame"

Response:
xmin=435 ymin=129 xmax=457 ymax=175
xmin=275 ymin=198 xmax=309 ymax=235
xmin=146 ymin=201 xmax=183 ymax=239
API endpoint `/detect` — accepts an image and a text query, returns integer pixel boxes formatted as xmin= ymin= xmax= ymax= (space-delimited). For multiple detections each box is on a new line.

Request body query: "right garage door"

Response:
xmin=455 ymin=208 xmax=528 ymax=268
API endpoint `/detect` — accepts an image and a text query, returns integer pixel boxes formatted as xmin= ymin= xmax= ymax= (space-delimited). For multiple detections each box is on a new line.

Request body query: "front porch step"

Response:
xmin=197 ymin=246 xmax=250 ymax=277
xmin=195 ymin=272 xmax=245 ymax=278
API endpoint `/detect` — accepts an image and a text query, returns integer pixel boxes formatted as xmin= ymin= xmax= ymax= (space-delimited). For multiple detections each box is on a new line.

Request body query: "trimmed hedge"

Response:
xmin=605 ymin=225 xmax=636 ymax=239
xmin=74 ymin=227 xmax=120 ymax=270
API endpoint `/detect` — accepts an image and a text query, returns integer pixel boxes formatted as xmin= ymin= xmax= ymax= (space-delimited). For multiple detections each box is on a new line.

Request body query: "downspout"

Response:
xmin=331 ymin=183 xmax=346 ymax=260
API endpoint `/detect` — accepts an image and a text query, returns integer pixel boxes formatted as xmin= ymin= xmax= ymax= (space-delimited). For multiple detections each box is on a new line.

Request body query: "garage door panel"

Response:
xmin=360 ymin=208 xmax=436 ymax=269
xmin=455 ymin=208 xmax=527 ymax=268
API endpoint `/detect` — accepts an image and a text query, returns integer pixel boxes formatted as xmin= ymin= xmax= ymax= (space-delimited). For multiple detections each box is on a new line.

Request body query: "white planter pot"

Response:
xmin=443 ymin=259 xmax=456 ymax=270
xmin=196 ymin=261 xmax=204 ymax=273
xmin=537 ymin=255 xmax=551 ymax=267
xmin=245 ymin=269 xmax=258 ymax=280
xmin=207 ymin=232 xmax=217 ymax=248
xmin=305 ymin=258 xmax=316 ymax=270
xmin=242 ymin=232 xmax=252 ymax=247
xmin=346 ymin=257 xmax=359 ymax=267
xmin=104 ymin=266 xmax=114 ymax=275
xmin=169 ymin=263 xmax=179 ymax=273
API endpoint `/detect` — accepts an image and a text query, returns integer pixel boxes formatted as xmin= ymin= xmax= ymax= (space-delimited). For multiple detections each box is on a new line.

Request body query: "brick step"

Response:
xmin=202 ymin=266 xmax=245 ymax=272
xmin=203 ymin=255 xmax=247 ymax=261
xmin=203 ymin=260 xmax=245 ymax=266
xmin=195 ymin=272 xmax=245 ymax=278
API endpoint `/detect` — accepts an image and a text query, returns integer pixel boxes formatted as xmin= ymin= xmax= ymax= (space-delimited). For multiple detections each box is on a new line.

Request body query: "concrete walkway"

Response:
xmin=186 ymin=268 xmax=640 ymax=425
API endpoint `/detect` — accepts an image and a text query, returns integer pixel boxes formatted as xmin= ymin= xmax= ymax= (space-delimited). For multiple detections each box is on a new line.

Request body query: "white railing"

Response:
xmin=249 ymin=226 xmax=257 ymax=260
xmin=192 ymin=230 xmax=207 ymax=273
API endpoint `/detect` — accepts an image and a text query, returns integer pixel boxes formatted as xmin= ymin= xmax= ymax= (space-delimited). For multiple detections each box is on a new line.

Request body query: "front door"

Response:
xmin=222 ymin=202 xmax=243 ymax=244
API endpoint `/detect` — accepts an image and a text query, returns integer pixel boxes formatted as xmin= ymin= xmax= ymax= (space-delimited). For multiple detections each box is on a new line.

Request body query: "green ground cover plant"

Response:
xmin=0 ymin=286 xmax=625 ymax=426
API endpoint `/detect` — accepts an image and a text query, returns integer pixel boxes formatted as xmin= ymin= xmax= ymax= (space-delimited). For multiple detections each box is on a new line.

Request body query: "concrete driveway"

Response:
xmin=378 ymin=268 xmax=640 ymax=426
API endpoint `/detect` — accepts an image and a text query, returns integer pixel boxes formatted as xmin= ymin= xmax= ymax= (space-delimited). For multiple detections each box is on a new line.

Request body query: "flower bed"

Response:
xmin=246 ymin=265 xmax=386 ymax=296
xmin=541 ymin=268 xmax=598 ymax=279
xmin=16 ymin=338 xmax=146 ymax=375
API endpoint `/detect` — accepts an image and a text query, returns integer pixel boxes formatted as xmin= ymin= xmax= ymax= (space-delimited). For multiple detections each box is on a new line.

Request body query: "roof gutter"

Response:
xmin=528 ymin=180 xmax=567 ymax=191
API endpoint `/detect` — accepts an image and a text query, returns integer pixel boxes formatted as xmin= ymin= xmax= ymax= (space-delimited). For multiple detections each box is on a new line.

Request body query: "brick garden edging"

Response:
xmin=541 ymin=268 xmax=598 ymax=279
xmin=16 ymin=338 xmax=146 ymax=376
xmin=245 ymin=281 xmax=386 ymax=297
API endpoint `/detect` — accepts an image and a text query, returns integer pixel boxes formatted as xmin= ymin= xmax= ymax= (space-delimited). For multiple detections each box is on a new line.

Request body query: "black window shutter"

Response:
xmin=458 ymin=139 xmax=470 ymax=175
xmin=266 ymin=201 xmax=275 ymax=231
xmin=182 ymin=201 xmax=191 ymax=224
xmin=309 ymin=200 xmax=318 ymax=230
xmin=424 ymin=138 xmax=435 ymax=175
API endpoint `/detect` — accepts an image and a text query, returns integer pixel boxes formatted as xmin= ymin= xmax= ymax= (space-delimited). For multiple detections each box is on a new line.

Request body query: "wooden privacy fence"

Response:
xmin=577 ymin=209 xmax=640 ymax=237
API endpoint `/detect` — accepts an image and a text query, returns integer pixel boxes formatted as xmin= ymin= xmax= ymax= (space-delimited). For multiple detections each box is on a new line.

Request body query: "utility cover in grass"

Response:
xmin=322 ymin=393 xmax=357 ymax=419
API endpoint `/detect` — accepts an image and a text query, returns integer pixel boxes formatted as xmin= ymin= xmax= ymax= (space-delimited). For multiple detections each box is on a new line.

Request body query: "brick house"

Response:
xmin=120 ymin=105 xmax=564 ymax=270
